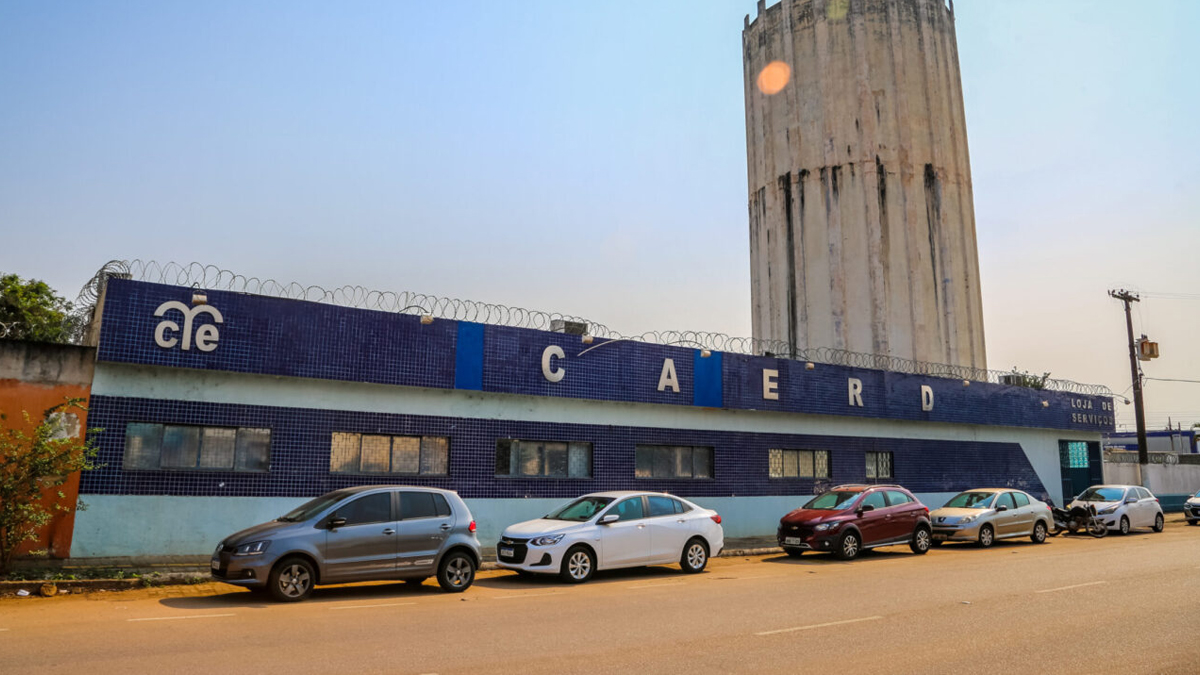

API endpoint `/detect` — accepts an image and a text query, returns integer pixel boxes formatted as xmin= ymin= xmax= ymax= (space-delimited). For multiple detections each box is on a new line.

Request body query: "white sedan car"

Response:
xmin=496 ymin=491 xmax=724 ymax=583
xmin=1069 ymin=484 xmax=1165 ymax=535
xmin=1186 ymin=490 xmax=1200 ymax=526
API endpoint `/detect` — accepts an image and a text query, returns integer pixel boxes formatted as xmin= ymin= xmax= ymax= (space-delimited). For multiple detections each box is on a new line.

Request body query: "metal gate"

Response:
xmin=1059 ymin=440 xmax=1103 ymax=504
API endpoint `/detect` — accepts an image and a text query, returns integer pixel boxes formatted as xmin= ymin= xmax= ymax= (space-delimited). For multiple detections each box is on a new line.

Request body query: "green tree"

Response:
xmin=1004 ymin=368 xmax=1051 ymax=390
xmin=0 ymin=273 xmax=73 ymax=343
xmin=0 ymin=399 xmax=98 ymax=575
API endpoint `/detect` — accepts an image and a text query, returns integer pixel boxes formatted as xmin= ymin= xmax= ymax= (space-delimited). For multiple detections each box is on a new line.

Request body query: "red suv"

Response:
xmin=777 ymin=484 xmax=932 ymax=560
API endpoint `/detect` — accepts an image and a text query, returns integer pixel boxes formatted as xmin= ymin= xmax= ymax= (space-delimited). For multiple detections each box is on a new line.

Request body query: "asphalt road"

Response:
xmin=4 ymin=518 xmax=1200 ymax=674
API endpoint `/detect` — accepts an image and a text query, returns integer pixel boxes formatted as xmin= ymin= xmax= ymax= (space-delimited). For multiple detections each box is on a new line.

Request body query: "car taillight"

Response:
xmin=710 ymin=514 xmax=722 ymax=525
xmin=468 ymin=520 xmax=477 ymax=533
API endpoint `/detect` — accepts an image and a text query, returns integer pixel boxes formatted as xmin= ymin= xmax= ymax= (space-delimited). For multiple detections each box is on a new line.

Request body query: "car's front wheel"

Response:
xmin=560 ymin=546 xmax=595 ymax=584
xmin=680 ymin=538 xmax=709 ymax=574
xmin=910 ymin=526 xmax=931 ymax=554
xmin=1031 ymin=521 xmax=1048 ymax=544
xmin=977 ymin=524 xmax=995 ymax=548
xmin=269 ymin=557 xmax=315 ymax=602
xmin=1153 ymin=513 xmax=1165 ymax=533
xmin=437 ymin=551 xmax=475 ymax=593
xmin=835 ymin=531 xmax=861 ymax=561
xmin=1119 ymin=516 xmax=1130 ymax=535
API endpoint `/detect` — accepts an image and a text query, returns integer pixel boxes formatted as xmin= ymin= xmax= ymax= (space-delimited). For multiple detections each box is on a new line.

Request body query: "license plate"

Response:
xmin=499 ymin=547 xmax=514 ymax=557
xmin=783 ymin=537 xmax=803 ymax=546
xmin=210 ymin=560 xmax=220 ymax=571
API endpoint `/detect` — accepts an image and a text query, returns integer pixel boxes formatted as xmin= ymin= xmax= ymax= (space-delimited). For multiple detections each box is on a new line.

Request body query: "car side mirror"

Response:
xmin=995 ymin=505 xmax=1008 ymax=512
xmin=599 ymin=514 xmax=620 ymax=525
xmin=1124 ymin=497 xmax=1138 ymax=504
xmin=856 ymin=504 xmax=874 ymax=514
xmin=328 ymin=516 xmax=346 ymax=529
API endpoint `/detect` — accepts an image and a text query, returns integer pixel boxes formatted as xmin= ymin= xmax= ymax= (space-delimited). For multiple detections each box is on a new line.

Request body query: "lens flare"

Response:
xmin=756 ymin=60 xmax=791 ymax=96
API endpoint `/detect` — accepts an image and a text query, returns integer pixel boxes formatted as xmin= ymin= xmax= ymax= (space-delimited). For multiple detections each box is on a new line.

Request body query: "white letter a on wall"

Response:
xmin=658 ymin=358 xmax=680 ymax=393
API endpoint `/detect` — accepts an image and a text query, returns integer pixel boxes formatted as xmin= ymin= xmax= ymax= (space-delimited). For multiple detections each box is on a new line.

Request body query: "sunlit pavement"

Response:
xmin=4 ymin=517 xmax=1199 ymax=674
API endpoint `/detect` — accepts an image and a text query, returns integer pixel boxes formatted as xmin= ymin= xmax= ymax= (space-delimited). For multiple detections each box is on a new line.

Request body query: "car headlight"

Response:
xmin=1097 ymin=505 xmax=1117 ymax=515
xmin=234 ymin=540 xmax=270 ymax=556
xmin=959 ymin=516 xmax=976 ymax=525
xmin=529 ymin=534 xmax=565 ymax=547
xmin=814 ymin=522 xmax=838 ymax=532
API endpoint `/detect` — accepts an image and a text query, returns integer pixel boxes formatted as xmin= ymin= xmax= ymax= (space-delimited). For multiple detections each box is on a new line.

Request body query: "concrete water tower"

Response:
xmin=743 ymin=0 xmax=986 ymax=370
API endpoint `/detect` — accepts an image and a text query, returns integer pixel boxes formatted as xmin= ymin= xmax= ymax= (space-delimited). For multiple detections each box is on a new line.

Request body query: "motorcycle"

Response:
xmin=1049 ymin=503 xmax=1107 ymax=538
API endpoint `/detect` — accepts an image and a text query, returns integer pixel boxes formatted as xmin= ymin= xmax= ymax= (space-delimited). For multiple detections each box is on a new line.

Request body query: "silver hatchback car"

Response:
xmin=211 ymin=486 xmax=481 ymax=601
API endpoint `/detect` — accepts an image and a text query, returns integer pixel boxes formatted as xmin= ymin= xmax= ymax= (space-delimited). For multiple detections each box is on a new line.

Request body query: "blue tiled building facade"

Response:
xmin=72 ymin=279 xmax=1114 ymax=557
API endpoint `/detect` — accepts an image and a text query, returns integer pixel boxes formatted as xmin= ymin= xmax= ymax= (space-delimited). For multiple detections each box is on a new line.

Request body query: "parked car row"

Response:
xmin=210 ymin=482 xmax=1174 ymax=602
xmin=210 ymin=486 xmax=723 ymax=601
xmin=776 ymin=482 xmax=1168 ymax=560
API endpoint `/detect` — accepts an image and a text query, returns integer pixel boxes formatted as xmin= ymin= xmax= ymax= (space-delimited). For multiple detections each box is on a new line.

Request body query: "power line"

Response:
xmin=1140 ymin=291 xmax=1200 ymax=301
xmin=1145 ymin=377 xmax=1200 ymax=385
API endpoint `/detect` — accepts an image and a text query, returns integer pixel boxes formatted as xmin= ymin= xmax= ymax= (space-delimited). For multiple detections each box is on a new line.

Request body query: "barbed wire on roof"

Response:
xmin=0 ymin=321 xmax=18 ymax=339
xmin=70 ymin=260 xmax=1114 ymax=397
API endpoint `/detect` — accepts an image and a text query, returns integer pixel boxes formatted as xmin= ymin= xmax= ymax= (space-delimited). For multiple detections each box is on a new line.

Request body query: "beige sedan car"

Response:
xmin=929 ymin=489 xmax=1052 ymax=547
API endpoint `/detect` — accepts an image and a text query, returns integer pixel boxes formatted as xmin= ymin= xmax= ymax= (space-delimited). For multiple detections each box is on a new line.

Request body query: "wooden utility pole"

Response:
xmin=1109 ymin=289 xmax=1149 ymax=471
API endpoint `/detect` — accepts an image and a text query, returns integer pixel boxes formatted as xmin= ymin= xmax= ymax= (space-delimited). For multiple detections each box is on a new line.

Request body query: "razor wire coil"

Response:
xmin=68 ymin=260 xmax=1114 ymax=397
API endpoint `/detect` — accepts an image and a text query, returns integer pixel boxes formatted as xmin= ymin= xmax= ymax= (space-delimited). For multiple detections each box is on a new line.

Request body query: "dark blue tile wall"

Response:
xmin=98 ymin=279 xmax=457 ymax=389
xmin=82 ymin=395 xmax=1050 ymax=501
xmin=480 ymin=326 xmax=699 ymax=407
xmin=97 ymin=279 xmax=1114 ymax=433
xmin=723 ymin=354 xmax=1115 ymax=432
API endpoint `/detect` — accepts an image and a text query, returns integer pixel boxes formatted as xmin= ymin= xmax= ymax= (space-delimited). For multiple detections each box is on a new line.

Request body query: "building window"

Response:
xmin=495 ymin=439 xmax=592 ymax=478
xmin=635 ymin=445 xmax=714 ymax=479
xmin=330 ymin=433 xmax=449 ymax=475
xmin=1059 ymin=441 xmax=1090 ymax=469
xmin=123 ymin=423 xmax=270 ymax=472
xmin=865 ymin=451 xmax=893 ymax=480
xmin=768 ymin=449 xmax=830 ymax=479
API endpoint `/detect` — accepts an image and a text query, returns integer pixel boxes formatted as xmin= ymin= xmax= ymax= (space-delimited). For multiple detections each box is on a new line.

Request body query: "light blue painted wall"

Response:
xmin=72 ymin=496 xmax=308 ymax=558
xmin=72 ymin=492 xmax=963 ymax=558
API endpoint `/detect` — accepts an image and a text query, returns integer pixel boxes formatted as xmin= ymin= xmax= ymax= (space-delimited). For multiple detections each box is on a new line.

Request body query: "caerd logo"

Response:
xmin=154 ymin=301 xmax=223 ymax=352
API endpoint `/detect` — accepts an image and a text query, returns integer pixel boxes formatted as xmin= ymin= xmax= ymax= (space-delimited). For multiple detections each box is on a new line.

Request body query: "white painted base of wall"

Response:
xmin=1102 ymin=462 xmax=1200 ymax=496
xmin=71 ymin=492 xmax=961 ymax=558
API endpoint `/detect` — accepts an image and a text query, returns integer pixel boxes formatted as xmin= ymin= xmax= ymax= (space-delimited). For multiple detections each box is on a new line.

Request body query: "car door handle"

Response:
xmin=440 ymin=524 xmax=451 ymax=531
xmin=637 ymin=524 xmax=646 ymax=529
xmin=676 ymin=519 xmax=686 ymax=523
xmin=382 ymin=529 xmax=395 ymax=535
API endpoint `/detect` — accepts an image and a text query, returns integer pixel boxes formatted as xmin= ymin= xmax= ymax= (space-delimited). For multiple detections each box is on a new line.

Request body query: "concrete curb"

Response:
xmin=0 ymin=572 xmax=210 ymax=597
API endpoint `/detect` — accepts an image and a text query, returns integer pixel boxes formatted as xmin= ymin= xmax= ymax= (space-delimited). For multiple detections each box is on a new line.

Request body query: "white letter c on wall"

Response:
xmin=542 ymin=345 xmax=566 ymax=383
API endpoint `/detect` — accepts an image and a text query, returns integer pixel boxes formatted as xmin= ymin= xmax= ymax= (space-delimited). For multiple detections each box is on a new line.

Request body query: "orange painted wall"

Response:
xmin=0 ymin=379 xmax=90 ymax=559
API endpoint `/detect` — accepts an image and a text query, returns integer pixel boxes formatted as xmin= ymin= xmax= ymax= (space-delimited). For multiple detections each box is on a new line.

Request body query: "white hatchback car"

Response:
xmin=496 ymin=491 xmax=724 ymax=583
xmin=1069 ymin=485 xmax=1165 ymax=535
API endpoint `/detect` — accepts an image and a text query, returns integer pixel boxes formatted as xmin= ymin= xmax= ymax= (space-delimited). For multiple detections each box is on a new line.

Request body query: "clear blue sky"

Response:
xmin=1 ymin=1 xmax=1197 ymax=428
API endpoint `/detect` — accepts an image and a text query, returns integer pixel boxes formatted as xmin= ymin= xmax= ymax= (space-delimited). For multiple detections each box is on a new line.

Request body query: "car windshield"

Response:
xmin=944 ymin=492 xmax=996 ymax=509
xmin=1077 ymin=487 xmax=1126 ymax=502
xmin=278 ymin=490 xmax=353 ymax=522
xmin=545 ymin=496 xmax=614 ymax=522
xmin=803 ymin=491 xmax=861 ymax=510
xmin=1194 ymin=490 xmax=1200 ymax=498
